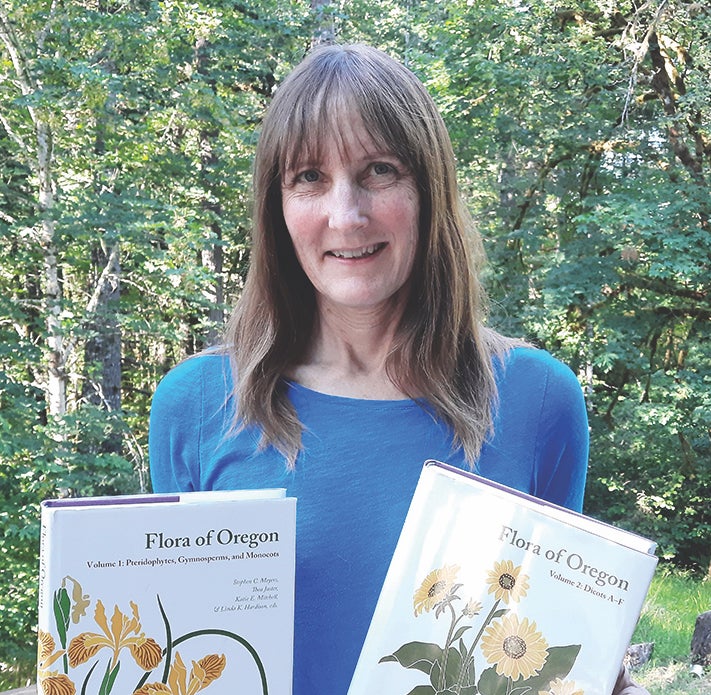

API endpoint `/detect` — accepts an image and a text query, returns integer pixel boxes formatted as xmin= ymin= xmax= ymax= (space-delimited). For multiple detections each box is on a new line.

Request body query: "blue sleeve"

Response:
xmin=148 ymin=357 xmax=205 ymax=493
xmin=483 ymin=348 xmax=589 ymax=512
xmin=533 ymin=354 xmax=589 ymax=512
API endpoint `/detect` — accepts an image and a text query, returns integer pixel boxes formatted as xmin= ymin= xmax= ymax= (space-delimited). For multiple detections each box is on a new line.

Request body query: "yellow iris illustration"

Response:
xmin=485 ymin=559 xmax=529 ymax=604
xmin=480 ymin=613 xmax=548 ymax=681
xmin=67 ymin=600 xmax=162 ymax=671
xmin=133 ymin=652 xmax=227 ymax=695
xmin=37 ymin=630 xmax=60 ymax=665
xmin=38 ymin=673 xmax=77 ymax=695
xmin=37 ymin=630 xmax=76 ymax=695
xmin=413 ymin=564 xmax=460 ymax=616
xmin=64 ymin=576 xmax=91 ymax=624
xmin=539 ymin=678 xmax=584 ymax=695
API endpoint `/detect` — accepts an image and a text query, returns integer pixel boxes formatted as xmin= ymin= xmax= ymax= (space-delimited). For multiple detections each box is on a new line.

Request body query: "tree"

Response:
xmin=0 ymin=2 xmax=65 ymax=415
xmin=419 ymin=0 xmax=710 ymax=569
xmin=334 ymin=0 xmax=709 ymax=570
xmin=0 ymin=0 xmax=310 ymax=683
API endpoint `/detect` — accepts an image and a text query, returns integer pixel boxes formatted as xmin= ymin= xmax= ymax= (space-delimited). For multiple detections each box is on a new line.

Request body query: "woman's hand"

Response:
xmin=613 ymin=664 xmax=650 ymax=694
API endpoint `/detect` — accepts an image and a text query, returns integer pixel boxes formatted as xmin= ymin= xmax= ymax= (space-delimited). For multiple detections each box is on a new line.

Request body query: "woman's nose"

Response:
xmin=327 ymin=181 xmax=368 ymax=232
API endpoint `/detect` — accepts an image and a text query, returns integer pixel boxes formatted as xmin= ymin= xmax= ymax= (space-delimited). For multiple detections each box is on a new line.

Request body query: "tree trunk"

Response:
xmin=201 ymin=227 xmax=224 ymax=346
xmin=37 ymin=120 xmax=66 ymax=417
xmin=311 ymin=0 xmax=335 ymax=46
xmin=82 ymin=242 xmax=122 ymax=414
xmin=1 ymin=5 xmax=66 ymax=418
xmin=195 ymin=36 xmax=225 ymax=348
xmin=80 ymin=63 xmax=123 ymax=418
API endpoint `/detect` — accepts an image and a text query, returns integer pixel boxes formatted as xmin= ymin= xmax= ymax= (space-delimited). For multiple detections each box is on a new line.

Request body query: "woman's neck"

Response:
xmin=286 ymin=300 xmax=411 ymax=399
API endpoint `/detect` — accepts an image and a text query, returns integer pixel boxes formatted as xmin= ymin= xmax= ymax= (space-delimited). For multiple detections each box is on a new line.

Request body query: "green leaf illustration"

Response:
xmin=171 ymin=628 xmax=269 ymax=695
xmin=429 ymin=656 xmax=444 ymax=689
xmin=80 ymin=661 xmax=100 ymax=695
xmin=98 ymin=659 xmax=121 ymax=695
xmin=52 ymin=586 xmax=71 ymax=646
xmin=380 ymin=641 xmax=445 ymax=675
xmin=441 ymin=645 xmax=463 ymax=688
xmin=476 ymin=665 xmax=510 ymax=695
xmin=453 ymin=639 xmax=477 ymax=689
xmin=476 ymin=644 xmax=582 ymax=695
xmin=451 ymin=625 xmax=472 ymax=643
xmin=406 ymin=687 xmax=436 ymax=695
xmin=511 ymin=644 xmax=582 ymax=693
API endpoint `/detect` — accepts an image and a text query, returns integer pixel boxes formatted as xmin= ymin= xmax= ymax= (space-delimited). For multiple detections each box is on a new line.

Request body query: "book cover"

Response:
xmin=36 ymin=488 xmax=296 ymax=695
xmin=348 ymin=461 xmax=658 ymax=695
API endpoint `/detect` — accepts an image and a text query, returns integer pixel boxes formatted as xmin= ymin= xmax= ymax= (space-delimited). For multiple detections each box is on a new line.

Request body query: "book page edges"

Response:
xmin=40 ymin=487 xmax=288 ymax=509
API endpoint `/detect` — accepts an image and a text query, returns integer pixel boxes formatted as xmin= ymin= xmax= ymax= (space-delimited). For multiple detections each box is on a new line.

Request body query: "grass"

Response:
xmin=633 ymin=663 xmax=710 ymax=695
xmin=628 ymin=565 xmax=710 ymax=694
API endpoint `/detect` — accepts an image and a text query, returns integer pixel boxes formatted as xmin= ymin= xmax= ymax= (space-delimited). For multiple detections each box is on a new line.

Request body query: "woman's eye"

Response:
xmin=297 ymin=169 xmax=320 ymax=183
xmin=372 ymin=162 xmax=394 ymax=176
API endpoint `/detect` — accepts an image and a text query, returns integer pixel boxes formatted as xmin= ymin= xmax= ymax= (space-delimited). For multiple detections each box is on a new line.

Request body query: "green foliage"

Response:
xmin=636 ymin=665 xmax=711 ymax=695
xmin=0 ymin=380 xmax=140 ymax=684
xmin=631 ymin=567 xmax=711 ymax=694
xmin=586 ymin=363 xmax=710 ymax=571
xmin=360 ymin=0 xmax=710 ymax=575
xmin=633 ymin=565 xmax=711 ymax=663
xmin=0 ymin=0 xmax=311 ymax=685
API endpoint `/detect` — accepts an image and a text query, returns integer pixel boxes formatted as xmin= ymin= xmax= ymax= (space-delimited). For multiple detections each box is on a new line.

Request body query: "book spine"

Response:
xmin=37 ymin=504 xmax=51 ymax=624
xmin=36 ymin=503 xmax=55 ymax=692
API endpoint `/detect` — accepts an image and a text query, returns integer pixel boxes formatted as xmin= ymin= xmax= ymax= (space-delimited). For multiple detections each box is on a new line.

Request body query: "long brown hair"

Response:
xmin=224 ymin=43 xmax=519 ymax=467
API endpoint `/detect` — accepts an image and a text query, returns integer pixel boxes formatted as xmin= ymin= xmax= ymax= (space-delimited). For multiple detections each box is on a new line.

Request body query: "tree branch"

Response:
xmin=0 ymin=3 xmax=35 ymax=96
xmin=36 ymin=0 xmax=59 ymax=52
xmin=511 ymin=148 xmax=575 ymax=232
xmin=60 ymin=243 xmax=121 ymax=370
xmin=0 ymin=109 xmax=30 ymax=155
xmin=617 ymin=269 xmax=708 ymax=304
xmin=619 ymin=0 xmax=670 ymax=126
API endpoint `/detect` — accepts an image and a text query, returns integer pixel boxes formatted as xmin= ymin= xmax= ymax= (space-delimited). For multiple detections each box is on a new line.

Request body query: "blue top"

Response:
xmin=149 ymin=346 xmax=588 ymax=693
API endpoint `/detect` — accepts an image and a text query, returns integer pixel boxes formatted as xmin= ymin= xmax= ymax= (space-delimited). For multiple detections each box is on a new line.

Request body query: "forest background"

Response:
xmin=0 ymin=0 xmax=709 ymax=685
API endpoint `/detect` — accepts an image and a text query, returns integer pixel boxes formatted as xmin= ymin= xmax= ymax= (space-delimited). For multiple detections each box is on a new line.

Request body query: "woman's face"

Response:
xmin=280 ymin=117 xmax=420 ymax=319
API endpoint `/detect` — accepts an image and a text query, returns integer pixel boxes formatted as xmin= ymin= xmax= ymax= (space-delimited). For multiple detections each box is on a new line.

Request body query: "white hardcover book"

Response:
xmin=349 ymin=461 xmax=657 ymax=695
xmin=37 ymin=489 xmax=296 ymax=695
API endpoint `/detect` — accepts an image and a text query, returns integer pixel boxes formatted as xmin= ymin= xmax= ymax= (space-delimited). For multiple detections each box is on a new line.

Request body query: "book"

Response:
xmin=36 ymin=488 xmax=296 ymax=695
xmin=348 ymin=461 xmax=658 ymax=695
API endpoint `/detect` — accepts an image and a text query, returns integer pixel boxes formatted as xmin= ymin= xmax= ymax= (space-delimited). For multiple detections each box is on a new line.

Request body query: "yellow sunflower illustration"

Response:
xmin=539 ymin=678 xmax=584 ymax=695
xmin=413 ymin=565 xmax=460 ymax=616
xmin=480 ymin=613 xmax=548 ymax=681
xmin=485 ymin=559 xmax=529 ymax=604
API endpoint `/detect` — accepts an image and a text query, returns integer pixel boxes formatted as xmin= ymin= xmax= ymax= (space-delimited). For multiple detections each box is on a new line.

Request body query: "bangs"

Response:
xmin=271 ymin=49 xmax=420 ymax=178
xmin=278 ymin=83 xmax=392 ymax=176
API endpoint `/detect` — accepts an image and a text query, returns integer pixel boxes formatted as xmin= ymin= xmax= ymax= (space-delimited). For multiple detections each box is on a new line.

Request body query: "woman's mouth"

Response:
xmin=327 ymin=243 xmax=386 ymax=259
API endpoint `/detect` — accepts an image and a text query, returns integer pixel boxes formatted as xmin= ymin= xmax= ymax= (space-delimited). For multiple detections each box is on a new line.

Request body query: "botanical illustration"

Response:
xmin=381 ymin=560 xmax=584 ymax=695
xmin=37 ymin=575 xmax=268 ymax=695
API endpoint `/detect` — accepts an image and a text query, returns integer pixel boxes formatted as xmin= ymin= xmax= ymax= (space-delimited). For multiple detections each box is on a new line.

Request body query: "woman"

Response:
xmin=150 ymin=44 xmax=647 ymax=694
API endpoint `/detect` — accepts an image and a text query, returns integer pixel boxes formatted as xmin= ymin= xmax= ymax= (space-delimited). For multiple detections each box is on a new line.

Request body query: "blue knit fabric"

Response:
xmin=149 ymin=346 xmax=588 ymax=693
